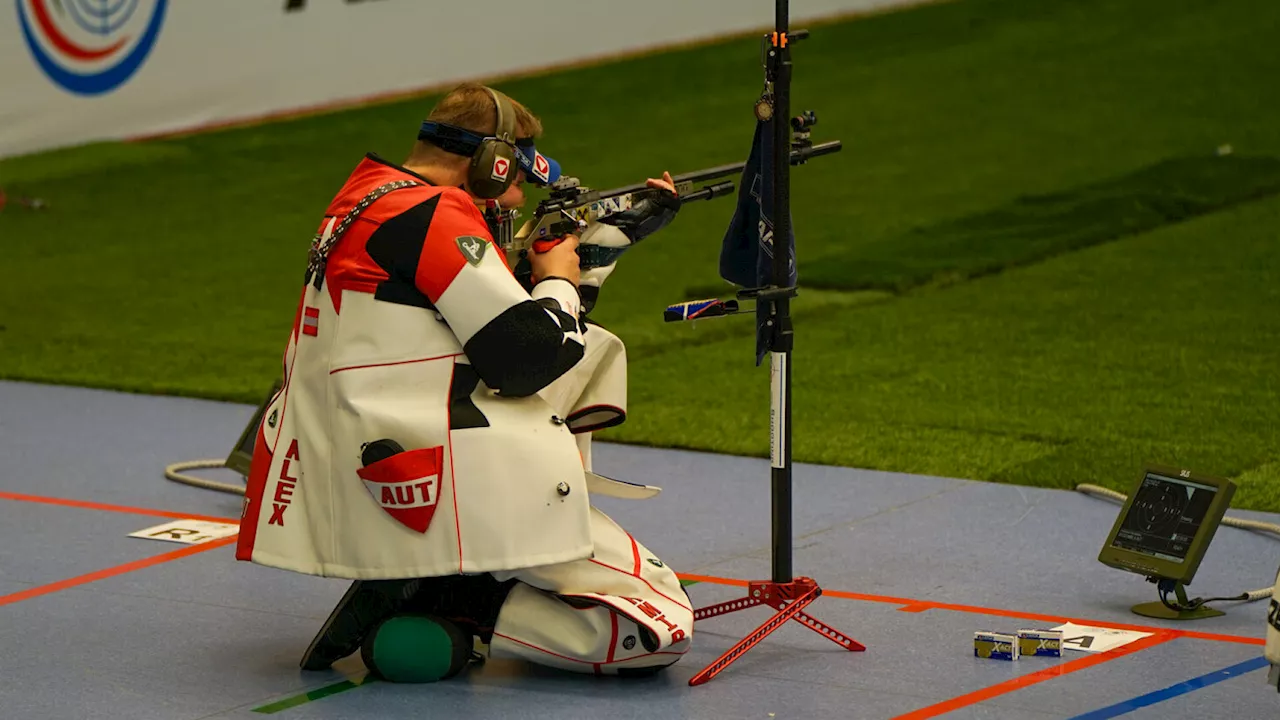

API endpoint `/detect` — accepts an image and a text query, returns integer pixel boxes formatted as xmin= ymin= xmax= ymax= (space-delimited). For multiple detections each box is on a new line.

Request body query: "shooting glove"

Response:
xmin=598 ymin=187 xmax=681 ymax=243
xmin=578 ymin=188 xmax=681 ymax=315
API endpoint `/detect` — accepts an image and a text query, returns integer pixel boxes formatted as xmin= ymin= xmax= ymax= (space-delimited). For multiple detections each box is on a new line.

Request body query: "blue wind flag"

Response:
xmin=718 ymin=118 xmax=796 ymax=366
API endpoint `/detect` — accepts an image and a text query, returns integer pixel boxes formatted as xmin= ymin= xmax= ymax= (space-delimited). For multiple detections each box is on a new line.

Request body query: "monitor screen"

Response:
xmin=1109 ymin=471 xmax=1219 ymax=562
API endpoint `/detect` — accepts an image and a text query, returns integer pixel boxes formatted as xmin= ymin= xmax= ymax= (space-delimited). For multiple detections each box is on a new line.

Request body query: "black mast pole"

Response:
xmin=769 ymin=0 xmax=794 ymax=585
xmin=682 ymin=4 xmax=866 ymax=687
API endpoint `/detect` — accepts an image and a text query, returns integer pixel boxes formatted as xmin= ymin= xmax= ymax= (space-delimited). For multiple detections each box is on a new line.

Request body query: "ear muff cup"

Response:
xmin=466 ymin=89 xmax=518 ymax=200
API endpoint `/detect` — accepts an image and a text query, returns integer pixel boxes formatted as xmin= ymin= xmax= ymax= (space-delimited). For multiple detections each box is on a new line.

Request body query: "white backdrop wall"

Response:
xmin=1 ymin=0 xmax=915 ymax=160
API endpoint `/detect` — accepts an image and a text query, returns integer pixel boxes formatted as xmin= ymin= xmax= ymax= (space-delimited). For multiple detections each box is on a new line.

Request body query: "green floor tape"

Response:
xmin=252 ymin=674 xmax=378 ymax=714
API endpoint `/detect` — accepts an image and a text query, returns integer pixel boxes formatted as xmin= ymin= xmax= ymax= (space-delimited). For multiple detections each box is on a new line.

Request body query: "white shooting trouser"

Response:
xmin=1266 ymin=565 xmax=1280 ymax=689
xmin=487 ymin=506 xmax=694 ymax=675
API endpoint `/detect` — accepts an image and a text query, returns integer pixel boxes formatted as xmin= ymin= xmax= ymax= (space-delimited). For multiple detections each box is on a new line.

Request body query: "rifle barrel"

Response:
xmin=670 ymin=139 xmax=839 ymax=185
xmin=679 ymin=181 xmax=736 ymax=203
xmin=668 ymin=140 xmax=842 ymax=189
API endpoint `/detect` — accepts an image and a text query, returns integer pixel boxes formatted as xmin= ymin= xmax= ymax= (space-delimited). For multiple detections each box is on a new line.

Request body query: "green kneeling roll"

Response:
xmin=361 ymin=614 xmax=471 ymax=683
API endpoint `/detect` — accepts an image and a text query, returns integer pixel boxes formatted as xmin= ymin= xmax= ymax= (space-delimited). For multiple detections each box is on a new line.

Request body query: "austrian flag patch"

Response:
xmin=302 ymin=307 xmax=319 ymax=336
xmin=355 ymin=446 xmax=445 ymax=534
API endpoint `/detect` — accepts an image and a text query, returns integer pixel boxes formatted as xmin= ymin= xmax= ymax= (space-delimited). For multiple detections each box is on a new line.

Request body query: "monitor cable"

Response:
xmin=164 ymin=459 xmax=247 ymax=496
xmin=1155 ymin=579 xmax=1266 ymax=612
xmin=1077 ymin=483 xmax=1278 ymax=609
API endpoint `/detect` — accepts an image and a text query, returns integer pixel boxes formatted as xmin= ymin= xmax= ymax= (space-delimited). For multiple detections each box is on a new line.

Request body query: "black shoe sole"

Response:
xmin=300 ymin=579 xmax=420 ymax=671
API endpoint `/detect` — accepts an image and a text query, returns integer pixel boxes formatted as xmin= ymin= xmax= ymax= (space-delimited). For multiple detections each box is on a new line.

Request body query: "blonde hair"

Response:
xmin=408 ymin=82 xmax=542 ymax=165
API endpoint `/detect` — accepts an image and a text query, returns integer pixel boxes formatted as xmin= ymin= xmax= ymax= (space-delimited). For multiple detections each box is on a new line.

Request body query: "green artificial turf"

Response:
xmin=1 ymin=0 xmax=1277 ymax=507
xmin=615 ymin=195 xmax=1280 ymax=509
xmin=799 ymin=153 xmax=1280 ymax=293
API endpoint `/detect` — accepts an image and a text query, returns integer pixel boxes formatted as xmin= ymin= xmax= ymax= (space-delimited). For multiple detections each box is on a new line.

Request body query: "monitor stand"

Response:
xmin=1131 ymin=580 xmax=1224 ymax=620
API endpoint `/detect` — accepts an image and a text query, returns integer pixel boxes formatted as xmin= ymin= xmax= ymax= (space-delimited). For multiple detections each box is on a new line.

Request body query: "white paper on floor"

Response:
xmin=128 ymin=519 xmax=238 ymax=545
xmin=1051 ymin=622 xmax=1153 ymax=653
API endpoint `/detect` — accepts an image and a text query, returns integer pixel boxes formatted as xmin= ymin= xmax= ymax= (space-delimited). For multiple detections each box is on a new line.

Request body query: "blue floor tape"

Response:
xmin=1067 ymin=656 xmax=1271 ymax=719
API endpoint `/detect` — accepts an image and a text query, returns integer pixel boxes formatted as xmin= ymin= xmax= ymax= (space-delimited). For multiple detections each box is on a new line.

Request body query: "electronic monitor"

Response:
xmin=1098 ymin=464 xmax=1236 ymax=587
xmin=224 ymin=378 xmax=283 ymax=477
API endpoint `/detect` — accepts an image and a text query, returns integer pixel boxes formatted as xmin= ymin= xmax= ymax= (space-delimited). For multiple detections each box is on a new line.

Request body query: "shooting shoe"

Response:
xmin=299 ymin=578 xmax=422 ymax=671
xmin=402 ymin=573 xmax=516 ymax=644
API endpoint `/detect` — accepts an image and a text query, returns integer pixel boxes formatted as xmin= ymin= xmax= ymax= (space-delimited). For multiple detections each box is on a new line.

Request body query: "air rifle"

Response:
xmin=487 ymin=139 xmax=842 ymax=281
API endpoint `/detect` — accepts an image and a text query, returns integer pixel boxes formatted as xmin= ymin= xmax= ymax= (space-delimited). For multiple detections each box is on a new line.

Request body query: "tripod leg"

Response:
xmin=693 ymin=595 xmax=763 ymax=622
xmin=792 ymin=610 xmax=865 ymax=651
xmin=688 ymin=588 xmax=818 ymax=686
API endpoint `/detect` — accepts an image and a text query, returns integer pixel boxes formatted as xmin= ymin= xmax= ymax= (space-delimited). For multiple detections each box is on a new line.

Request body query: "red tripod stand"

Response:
xmin=689 ymin=577 xmax=864 ymax=685
xmin=683 ymin=2 xmax=864 ymax=687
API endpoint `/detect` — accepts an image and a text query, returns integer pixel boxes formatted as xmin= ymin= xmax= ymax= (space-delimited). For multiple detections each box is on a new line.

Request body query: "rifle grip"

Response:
xmin=531 ymin=218 xmax=582 ymax=254
xmin=531 ymin=237 xmax=564 ymax=254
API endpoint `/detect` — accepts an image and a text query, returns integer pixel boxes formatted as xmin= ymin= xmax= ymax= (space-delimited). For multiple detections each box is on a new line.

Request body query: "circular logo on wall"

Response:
xmin=16 ymin=0 xmax=168 ymax=96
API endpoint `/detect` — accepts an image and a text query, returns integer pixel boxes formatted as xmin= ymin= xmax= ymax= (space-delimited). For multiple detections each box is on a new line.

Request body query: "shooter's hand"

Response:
xmin=529 ymin=234 xmax=581 ymax=288
xmin=646 ymin=171 xmax=678 ymax=197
